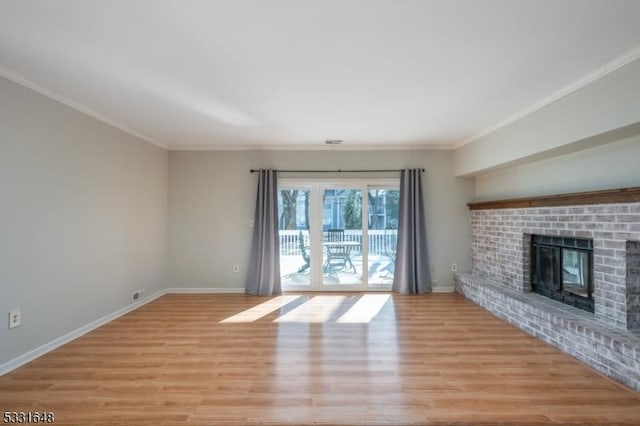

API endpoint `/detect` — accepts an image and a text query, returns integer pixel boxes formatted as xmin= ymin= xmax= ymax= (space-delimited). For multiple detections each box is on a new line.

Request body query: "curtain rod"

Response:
xmin=250 ymin=168 xmax=425 ymax=173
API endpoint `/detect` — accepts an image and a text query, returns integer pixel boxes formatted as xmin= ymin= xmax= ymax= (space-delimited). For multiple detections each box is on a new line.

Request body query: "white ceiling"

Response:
xmin=1 ymin=1 xmax=640 ymax=150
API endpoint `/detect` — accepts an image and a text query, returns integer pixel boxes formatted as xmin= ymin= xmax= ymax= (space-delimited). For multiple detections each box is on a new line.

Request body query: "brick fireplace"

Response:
xmin=455 ymin=187 xmax=640 ymax=391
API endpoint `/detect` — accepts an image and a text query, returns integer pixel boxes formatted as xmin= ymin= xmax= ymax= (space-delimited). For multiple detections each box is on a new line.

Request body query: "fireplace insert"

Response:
xmin=531 ymin=235 xmax=594 ymax=312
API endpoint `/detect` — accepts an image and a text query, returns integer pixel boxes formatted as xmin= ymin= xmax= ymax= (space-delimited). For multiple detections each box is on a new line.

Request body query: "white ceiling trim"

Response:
xmin=0 ymin=64 xmax=168 ymax=149
xmin=167 ymin=143 xmax=453 ymax=151
xmin=454 ymin=47 xmax=640 ymax=149
xmin=3 ymin=46 xmax=640 ymax=153
xmin=0 ymin=62 xmax=451 ymax=152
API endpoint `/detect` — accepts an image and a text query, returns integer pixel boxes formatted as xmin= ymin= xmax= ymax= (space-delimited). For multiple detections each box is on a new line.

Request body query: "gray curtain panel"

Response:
xmin=392 ymin=168 xmax=432 ymax=294
xmin=246 ymin=169 xmax=282 ymax=296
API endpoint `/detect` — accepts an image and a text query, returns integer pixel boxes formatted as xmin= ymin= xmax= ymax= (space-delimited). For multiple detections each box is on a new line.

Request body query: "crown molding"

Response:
xmin=454 ymin=47 xmax=640 ymax=150
xmin=6 ymin=45 xmax=640 ymax=154
xmin=167 ymin=143 xmax=454 ymax=151
xmin=0 ymin=64 xmax=454 ymax=152
xmin=0 ymin=64 xmax=167 ymax=149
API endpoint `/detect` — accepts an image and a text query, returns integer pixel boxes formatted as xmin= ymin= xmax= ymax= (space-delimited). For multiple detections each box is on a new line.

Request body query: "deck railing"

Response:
xmin=278 ymin=230 xmax=397 ymax=256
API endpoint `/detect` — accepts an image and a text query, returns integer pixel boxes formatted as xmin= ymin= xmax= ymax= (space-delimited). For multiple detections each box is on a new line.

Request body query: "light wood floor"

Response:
xmin=1 ymin=293 xmax=639 ymax=425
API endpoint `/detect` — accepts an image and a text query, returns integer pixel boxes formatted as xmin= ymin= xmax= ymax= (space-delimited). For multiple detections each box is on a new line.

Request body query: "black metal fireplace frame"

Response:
xmin=531 ymin=235 xmax=594 ymax=313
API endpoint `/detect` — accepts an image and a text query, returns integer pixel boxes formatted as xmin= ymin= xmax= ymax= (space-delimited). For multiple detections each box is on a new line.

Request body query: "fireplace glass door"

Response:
xmin=531 ymin=235 xmax=594 ymax=312
xmin=562 ymin=249 xmax=590 ymax=298
xmin=536 ymin=246 xmax=560 ymax=292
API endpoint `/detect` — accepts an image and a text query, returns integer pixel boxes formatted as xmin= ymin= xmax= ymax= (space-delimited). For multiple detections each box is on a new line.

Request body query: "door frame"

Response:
xmin=279 ymin=178 xmax=398 ymax=292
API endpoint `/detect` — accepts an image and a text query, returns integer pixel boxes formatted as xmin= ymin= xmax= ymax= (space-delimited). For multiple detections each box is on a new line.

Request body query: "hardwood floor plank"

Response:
xmin=1 ymin=293 xmax=639 ymax=425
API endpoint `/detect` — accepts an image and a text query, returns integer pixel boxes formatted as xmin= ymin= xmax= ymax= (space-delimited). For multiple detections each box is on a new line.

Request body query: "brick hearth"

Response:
xmin=456 ymin=198 xmax=640 ymax=391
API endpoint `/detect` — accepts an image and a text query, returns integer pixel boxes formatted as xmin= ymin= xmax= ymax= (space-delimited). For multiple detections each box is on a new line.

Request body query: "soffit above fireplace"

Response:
xmin=468 ymin=186 xmax=640 ymax=210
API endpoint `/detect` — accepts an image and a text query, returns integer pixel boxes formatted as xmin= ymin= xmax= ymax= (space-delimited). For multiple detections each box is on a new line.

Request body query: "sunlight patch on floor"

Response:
xmin=222 ymin=294 xmax=391 ymax=324
xmin=274 ymin=295 xmax=346 ymax=323
xmin=336 ymin=294 xmax=390 ymax=323
xmin=220 ymin=295 xmax=302 ymax=323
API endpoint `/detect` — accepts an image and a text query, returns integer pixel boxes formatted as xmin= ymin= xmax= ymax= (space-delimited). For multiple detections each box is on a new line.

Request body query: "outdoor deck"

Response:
xmin=280 ymin=253 xmax=395 ymax=287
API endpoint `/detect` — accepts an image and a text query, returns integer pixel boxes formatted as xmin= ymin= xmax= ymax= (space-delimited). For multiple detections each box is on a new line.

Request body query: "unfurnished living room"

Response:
xmin=1 ymin=1 xmax=640 ymax=425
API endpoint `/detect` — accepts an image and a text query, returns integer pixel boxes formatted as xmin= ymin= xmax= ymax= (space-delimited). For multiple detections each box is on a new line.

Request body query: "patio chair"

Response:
xmin=323 ymin=229 xmax=355 ymax=273
xmin=297 ymin=231 xmax=310 ymax=272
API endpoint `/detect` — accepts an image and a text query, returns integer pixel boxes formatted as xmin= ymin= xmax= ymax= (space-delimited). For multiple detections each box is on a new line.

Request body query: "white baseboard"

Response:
xmin=166 ymin=287 xmax=245 ymax=294
xmin=0 ymin=289 xmax=167 ymax=376
xmin=432 ymin=286 xmax=455 ymax=293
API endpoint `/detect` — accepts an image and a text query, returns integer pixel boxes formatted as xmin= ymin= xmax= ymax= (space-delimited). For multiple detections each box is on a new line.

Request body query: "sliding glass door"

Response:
xmin=277 ymin=186 xmax=311 ymax=288
xmin=321 ymin=186 xmax=363 ymax=288
xmin=278 ymin=179 xmax=398 ymax=291
xmin=367 ymin=187 xmax=399 ymax=287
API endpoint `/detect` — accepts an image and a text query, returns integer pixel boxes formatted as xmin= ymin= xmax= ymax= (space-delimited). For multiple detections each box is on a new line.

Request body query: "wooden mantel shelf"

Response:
xmin=467 ymin=187 xmax=640 ymax=210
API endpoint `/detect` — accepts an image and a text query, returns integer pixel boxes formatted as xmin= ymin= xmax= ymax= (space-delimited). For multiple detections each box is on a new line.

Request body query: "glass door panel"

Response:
xmin=321 ymin=188 xmax=363 ymax=286
xmin=278 ymin=188 xmax=312 ymax=288
xmin=562 ymin=249 xmax=590 ymax=298
xmin=367 ymin=188 xmax=399 ymax=286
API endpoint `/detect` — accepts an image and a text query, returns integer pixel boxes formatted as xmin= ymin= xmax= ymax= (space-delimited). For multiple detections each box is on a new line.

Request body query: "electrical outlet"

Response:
xmin=232 ymin=264 xmax=240 ymax=273
xmin=132 ymin=289 xmax=145 ymax=301
xmin=249 ymin=219 xmax=254 ymax=228
xmin=451 ymin=263 xmax=458 ymax=272
xmin=8 ymin=309 xmax=22 ymax=329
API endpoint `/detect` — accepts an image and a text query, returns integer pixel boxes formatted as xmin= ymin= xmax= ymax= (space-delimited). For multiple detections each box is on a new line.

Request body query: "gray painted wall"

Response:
xmin=474 ymin=135 xmax=640 ymax=201
xmin=168 ymin=150 xmax=474 ymax=291
xmin=0 ymin=77 xmax=168 ymax=365
xmin=454 ymin=57 xmax=640 ymax=177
